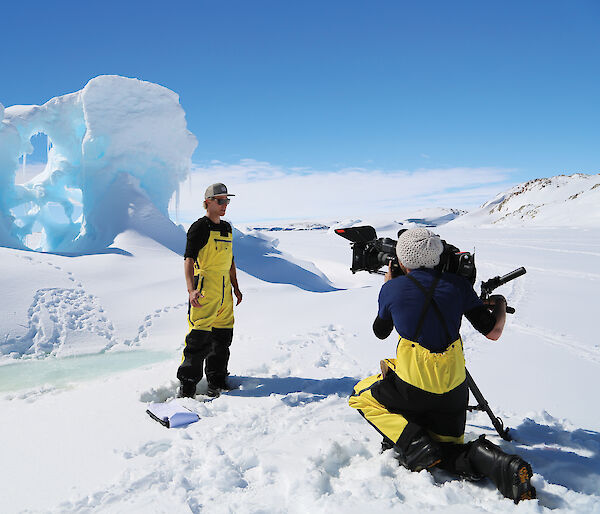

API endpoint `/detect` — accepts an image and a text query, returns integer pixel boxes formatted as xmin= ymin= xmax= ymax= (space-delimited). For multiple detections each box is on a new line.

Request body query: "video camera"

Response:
xmin=335 ymin=225 xmax=477 ymax=284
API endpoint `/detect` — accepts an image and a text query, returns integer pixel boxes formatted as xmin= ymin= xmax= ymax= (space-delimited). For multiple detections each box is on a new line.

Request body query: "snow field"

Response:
xmin=0 ymin=223 xmax=599 ymax=512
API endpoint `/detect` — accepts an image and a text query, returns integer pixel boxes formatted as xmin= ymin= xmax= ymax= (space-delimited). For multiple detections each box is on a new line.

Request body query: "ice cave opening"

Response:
xmin=15 ymin=132 xmax=50 ymax=184
xmin=10 ymin=132 xmax=83 ymax=251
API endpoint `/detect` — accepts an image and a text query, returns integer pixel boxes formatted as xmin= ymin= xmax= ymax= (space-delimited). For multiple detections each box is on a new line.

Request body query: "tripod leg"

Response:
xmin=466 ymin=369 xmax=512 ymax=441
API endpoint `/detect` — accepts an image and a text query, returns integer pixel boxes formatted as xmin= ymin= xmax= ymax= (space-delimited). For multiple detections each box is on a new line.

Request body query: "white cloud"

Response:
xmin=170 ymin=159 xmax=517 ymax=224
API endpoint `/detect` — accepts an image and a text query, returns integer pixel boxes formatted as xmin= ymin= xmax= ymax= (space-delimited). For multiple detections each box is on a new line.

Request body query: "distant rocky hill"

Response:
xmin=247 ymin=208 xmax=467 ymax=233
xmin=450 ymin=173 xmax=600 ymax=227
xmin=244 ymin=222 xmax=330 ymax=232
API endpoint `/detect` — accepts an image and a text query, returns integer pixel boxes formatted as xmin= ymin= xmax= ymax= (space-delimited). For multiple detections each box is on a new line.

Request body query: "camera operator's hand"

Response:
xmin=483 ymin=295 xmax=507 ymax=340
xmin=484 ymin=294 xmax=507 ymax=310
xmin=384 ymin=260 xmax=394 ymax=282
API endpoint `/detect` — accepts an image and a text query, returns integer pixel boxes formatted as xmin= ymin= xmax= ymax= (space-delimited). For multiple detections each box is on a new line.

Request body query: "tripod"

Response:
xmin=466 ymin=368 xmax=511 ymax=441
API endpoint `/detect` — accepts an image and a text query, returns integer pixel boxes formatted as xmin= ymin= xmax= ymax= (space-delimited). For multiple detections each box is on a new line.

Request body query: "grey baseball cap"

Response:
xmin=204 ymin=183 xmax=235 ymax=199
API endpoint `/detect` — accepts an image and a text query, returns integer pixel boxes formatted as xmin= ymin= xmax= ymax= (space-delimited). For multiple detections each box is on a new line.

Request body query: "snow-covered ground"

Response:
xmin=1 ymin=215 xmax=599 ymax=512
xmin=2 ymin=79 xmax=599 ymax=512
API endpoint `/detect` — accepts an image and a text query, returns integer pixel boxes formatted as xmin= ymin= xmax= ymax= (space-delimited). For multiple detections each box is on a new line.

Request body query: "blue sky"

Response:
xmin=2 ymin=0 xmax=598 ymax=189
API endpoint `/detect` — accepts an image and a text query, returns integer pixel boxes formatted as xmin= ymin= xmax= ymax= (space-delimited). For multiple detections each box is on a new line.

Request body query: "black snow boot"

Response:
xmin=205 ymin=382 xmax=221 ymax=398
xmin=381 ymin=437 xmax=395 ymax=453
xmin=395 ymin=430 xmax=443 ymax=472
xmin=209 ymin=375 xmax=232 ymax=391
xmin=468 ymin=435 xmax=536 ymax=503
xmin=177 ymin=379 xmax=197 ymax=398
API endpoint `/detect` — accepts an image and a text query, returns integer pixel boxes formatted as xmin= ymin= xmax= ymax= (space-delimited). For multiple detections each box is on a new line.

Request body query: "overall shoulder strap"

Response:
xmin=406 ymin=273 xmax=453 ymax=345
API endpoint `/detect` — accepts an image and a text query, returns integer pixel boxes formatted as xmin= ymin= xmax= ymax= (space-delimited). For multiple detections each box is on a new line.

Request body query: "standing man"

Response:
xmin=177 ymin=183 xmax=243 ymax=398
xmin=349 ymin=228 xmax=536 ymax=503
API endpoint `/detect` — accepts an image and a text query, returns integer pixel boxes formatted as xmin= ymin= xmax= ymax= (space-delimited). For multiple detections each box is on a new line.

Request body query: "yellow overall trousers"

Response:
xmin=349 ymin=336 xmax=468 ymax=447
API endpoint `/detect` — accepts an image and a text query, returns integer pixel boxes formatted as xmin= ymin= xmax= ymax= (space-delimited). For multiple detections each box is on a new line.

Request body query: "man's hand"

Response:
xmin=384 ymin=260 xmax=394 ymax=282
xmin=233 ymin=286 xmax=243 ymax=305
xmin=484 ymin=294 xmax=507 ymax=310
xmin=483 ymin=294 xmax=507 ymax=341
xmin=189 ymin=289 xmax=203 ymax=308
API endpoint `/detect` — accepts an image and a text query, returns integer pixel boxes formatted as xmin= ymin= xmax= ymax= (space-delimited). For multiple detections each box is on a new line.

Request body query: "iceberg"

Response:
xmin=0 ymin=75 xmax=197 ymax=253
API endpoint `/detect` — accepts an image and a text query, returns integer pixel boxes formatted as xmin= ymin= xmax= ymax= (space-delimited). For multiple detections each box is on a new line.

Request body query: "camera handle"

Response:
xmin=481 ymin=267 xmax=526 ymax=315
xmin=466 ymin=368 xmax=512 ymax=441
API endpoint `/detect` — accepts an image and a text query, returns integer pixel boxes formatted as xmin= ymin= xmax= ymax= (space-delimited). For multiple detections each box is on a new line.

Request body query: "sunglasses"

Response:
xmin=211 ymin=197 xmax=230 ymax=205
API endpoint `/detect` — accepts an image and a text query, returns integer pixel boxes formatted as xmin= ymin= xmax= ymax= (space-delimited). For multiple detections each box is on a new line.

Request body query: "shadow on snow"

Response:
xmin=513 ymin=419 xmax=600 ymax=499
xmin=233 ymin=229 xmax=340 ymax=293
xmin=228 ymin=374 xmax=357 ymax=405
xmin=463 ymin=417 xmax=600 ymax=507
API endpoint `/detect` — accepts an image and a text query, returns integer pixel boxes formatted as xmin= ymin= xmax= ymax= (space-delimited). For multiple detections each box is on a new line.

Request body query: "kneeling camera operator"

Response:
xmin=347 ymin=227 xmax=536 ymax=504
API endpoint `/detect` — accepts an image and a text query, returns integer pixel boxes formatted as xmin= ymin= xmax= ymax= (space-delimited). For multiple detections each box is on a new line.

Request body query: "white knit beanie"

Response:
xmin=396 ymin=228 xmax=443 ymax=270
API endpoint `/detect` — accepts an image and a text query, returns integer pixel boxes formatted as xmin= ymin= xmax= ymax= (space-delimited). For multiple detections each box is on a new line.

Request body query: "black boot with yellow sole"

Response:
xmin=468 ymin=435 xmax=536 ymax=503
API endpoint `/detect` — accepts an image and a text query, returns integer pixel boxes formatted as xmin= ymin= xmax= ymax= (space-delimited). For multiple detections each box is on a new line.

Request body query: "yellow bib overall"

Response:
xmin=349 ymin=336 xmax=467 ymax=445
xmin=188 ymin=226 xmax=234 ymax=332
